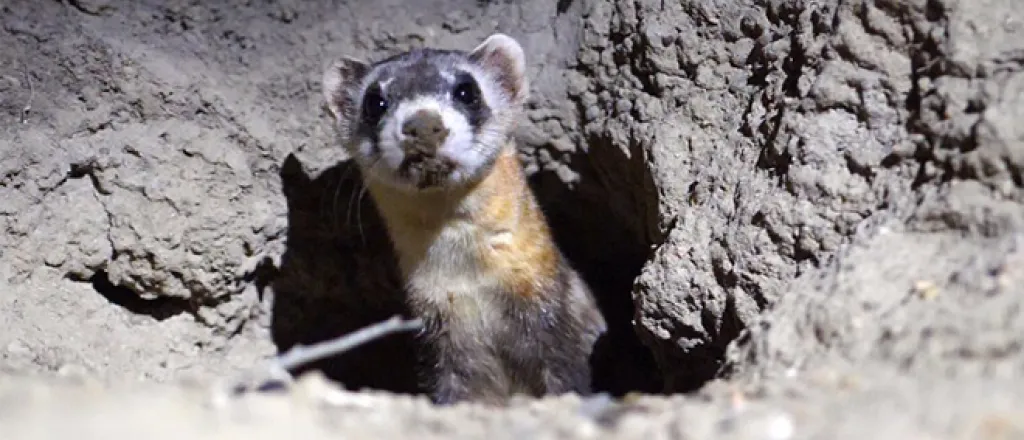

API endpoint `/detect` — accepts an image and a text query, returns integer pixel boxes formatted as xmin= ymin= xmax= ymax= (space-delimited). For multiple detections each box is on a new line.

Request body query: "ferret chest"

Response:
xmin=396 ymin=219 xmax=504 ymax=314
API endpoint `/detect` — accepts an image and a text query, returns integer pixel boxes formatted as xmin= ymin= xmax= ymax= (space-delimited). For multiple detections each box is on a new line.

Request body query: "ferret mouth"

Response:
xmin=397 ymin=154 xmax=456 ymax=190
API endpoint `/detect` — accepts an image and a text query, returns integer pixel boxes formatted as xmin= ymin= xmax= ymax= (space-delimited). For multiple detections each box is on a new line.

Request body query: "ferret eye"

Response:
xmin=452 ymin=74 xmax=479 ymax=106
xmin=361 ymin=88 xmax=388 ymax=123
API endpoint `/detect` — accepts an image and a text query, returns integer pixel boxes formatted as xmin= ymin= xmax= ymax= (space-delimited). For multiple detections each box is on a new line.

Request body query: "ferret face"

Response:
xmin=323 ymin=34 xmax=529 ymax=192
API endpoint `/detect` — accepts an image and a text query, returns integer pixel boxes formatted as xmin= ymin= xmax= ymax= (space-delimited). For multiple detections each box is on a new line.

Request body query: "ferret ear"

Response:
xmin=469 ymin=33 xmax=528 ymax=105
xmin=322 ymin=57 xmax=370 ymax=122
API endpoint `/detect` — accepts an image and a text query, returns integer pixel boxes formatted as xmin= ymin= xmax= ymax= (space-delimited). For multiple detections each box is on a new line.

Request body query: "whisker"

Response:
xmin=331 ymin=163 xmax=356 ymax=232
xmin=351 ymin=155 xmax=386 ymax=245
xmin=346 ymin=176 xmax=361 ymax=232
xmin=356 ymin=184 xmax=369 ymax=246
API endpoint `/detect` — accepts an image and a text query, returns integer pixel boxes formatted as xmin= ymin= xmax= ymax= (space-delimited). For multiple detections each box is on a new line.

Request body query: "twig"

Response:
xmin=274 ymin=315 xmax=423 ymax=373
xmin=224 ymin=315 xmax=424 ymax=397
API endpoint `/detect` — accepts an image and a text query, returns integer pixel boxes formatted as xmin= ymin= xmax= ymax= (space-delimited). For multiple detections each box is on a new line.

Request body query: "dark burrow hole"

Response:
xmin=528 ymin=170 xmax=663 ymax=396
xmin=268 ymin=150 xmax=668 ymax=399
xmin=86 ymin=269 xmax=192 ymax=321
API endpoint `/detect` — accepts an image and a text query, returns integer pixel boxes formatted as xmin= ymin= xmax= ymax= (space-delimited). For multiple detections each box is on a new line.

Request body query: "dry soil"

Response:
xmin=1 ymin=0 xmax=1023 ymax=439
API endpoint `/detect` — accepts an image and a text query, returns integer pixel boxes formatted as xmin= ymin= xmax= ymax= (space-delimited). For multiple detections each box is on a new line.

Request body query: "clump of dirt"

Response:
xmin=1 ymin=0 xmax=1023 ymax=438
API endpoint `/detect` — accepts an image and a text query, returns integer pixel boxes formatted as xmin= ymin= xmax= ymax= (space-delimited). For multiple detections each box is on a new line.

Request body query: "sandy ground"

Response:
xmin=1 ymin=0 xmax=1023 ymax=438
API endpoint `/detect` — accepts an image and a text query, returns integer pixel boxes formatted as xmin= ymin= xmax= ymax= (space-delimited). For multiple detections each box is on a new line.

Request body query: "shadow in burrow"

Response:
xmin=528 ymin=134 xmax=665 ymax=397
xmin=263 ymin=138 xmax=666 ymax=396
xmin=268 ymin=153 xmax=422 ymax=394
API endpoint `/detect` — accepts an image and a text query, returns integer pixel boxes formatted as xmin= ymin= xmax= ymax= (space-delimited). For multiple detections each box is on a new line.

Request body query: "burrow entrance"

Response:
xmin=264 ymin=143 xmax=668 ymax=397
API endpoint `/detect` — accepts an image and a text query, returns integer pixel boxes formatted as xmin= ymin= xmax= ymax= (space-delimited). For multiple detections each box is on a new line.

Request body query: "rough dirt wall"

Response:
xmin=569 ymin=0 xmax=915 ymax=390
xmin=1 ymin=0 xmax=1023 ymax=434
xmin=0 ymin=0 xmax=661 ymax=393
xmin=724 ymin=0 xmax=1024 ymax=382
xmin=568 ymin=0 xmax=1024 ymax=392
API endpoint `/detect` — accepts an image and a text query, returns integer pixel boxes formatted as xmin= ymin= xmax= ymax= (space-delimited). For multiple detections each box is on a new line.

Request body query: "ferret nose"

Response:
xmin=401 ymin=110 xmax=450 ymax=148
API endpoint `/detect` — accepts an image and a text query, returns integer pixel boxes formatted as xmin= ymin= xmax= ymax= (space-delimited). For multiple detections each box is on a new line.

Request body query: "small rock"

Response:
xmin=43 ymin=248 xmax=66 ymax=267
xmin=912 ymin=280 xmax=940 ymax=300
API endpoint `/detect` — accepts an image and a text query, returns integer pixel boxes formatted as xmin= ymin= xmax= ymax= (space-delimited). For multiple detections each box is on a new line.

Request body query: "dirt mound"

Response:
xmin=1 ymin=0 xmax=1022 ymax=438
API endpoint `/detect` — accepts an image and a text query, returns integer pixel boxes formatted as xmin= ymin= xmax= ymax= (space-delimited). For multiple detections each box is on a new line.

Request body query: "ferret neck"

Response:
xmin=366 ymin=147 xmax=523 ymax=228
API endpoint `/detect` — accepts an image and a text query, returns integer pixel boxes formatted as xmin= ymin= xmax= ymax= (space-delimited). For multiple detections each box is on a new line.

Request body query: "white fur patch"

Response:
xmin=405 ymin=220 xmax=504 ymax=334
xmin=375 ymin=95 xmax=489 ymax=186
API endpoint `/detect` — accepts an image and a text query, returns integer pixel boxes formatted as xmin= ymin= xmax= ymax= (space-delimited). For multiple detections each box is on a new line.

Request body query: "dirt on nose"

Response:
xmin=401 ymin=110 xmax=450 ymax=155
xmin=399 ymin=154 xmax=456 ymax=189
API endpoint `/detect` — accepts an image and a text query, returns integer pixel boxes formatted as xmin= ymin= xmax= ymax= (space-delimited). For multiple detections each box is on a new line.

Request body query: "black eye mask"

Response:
xmin=449 ymin=71 xmax=490 ymax=131
xmin=361 ymin=83 xmax=389 ymax=126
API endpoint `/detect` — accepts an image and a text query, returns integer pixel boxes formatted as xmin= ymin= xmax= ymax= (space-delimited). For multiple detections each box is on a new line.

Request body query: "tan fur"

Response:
xmin=367 ymin=143 xmax=558 ymax=304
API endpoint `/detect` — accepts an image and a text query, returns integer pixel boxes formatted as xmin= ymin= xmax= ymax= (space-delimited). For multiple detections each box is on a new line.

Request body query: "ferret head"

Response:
xmin=322 ymin=34 xmax=529 ymax=192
